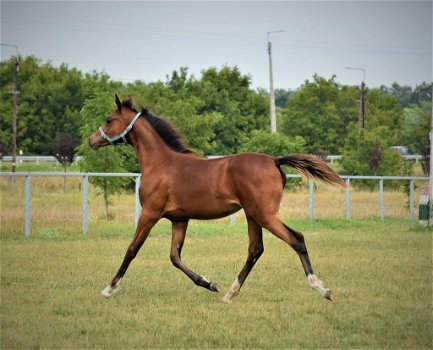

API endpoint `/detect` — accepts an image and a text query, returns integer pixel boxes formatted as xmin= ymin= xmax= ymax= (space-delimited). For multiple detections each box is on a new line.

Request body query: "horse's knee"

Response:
xmin=249 ymin=245 xmax=264 ymax=263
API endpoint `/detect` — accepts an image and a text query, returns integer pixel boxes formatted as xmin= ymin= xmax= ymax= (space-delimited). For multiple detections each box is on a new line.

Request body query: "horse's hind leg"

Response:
xmin=263 ymin=216 xmax=333 ymax=301
xmin=170 ymin=221 xmax=220 ymax=292
xmin=222 ymin=217 xmax=264 ymax=303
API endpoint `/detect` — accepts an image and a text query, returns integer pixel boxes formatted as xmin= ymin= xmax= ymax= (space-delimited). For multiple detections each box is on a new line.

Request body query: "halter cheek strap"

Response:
xmin=99 ymin=112 xmax=141 ymax=145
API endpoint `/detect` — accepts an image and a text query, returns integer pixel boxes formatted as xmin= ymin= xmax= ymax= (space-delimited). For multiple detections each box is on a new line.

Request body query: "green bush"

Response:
xmin=340 ymin=128 xmax=412 ymax=189
xmin=239 ymin=130 xmax=305 ymax=157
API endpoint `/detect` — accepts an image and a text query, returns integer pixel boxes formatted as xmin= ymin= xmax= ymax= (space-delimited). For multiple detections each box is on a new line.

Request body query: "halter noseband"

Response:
xmin=99 ymin=112 xmax=141 ymax=145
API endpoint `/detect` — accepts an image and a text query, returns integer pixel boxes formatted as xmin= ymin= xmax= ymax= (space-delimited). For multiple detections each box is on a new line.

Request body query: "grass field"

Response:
xmin=1 ymin=220 xmax=432 ymax=348
xmin=1 ymin=173 xmax=432 ymax=348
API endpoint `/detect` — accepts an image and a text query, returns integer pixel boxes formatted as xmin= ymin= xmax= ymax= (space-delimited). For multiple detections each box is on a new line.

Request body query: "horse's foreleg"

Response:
xmin=101 ymin=212 xmax=158 ymax=298
xmin=170 ymin=221 xmax=220 ymax=292
xmin=263 ymin=216 xmax=333 ymax=301
xmin=222 ymin=218 xmax=264 ymax=303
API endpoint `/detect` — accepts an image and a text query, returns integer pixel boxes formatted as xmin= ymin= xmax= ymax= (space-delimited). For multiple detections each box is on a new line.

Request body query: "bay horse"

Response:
xmin=89 ymin=95 xmax=346 ymax=303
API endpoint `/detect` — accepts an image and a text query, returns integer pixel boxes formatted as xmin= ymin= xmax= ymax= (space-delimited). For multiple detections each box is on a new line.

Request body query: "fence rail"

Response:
xmin=1 ymin=155 xmax=83 ymax=164
xmin=0 ymin=172 xmax=429 ymax=237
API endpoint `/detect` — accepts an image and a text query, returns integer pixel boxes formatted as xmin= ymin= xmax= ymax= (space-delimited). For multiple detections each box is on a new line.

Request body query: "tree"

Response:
xmin=239 ymin=130 xmax=304 ymax=156
xmin=402 ymin=101 xmax=432 ymax=175
xmin=380 ymin=83 xmax=413 ymax=108
xmin=411 ymin=82 xmax=433 ymax=106
xmin=364 ymin=88 xmax=404 ymax=145
xmin=52 ymin=134 xmax=80 ymax=191
xmin=274 ymin=88 xmax=294 ymax=108
xmin=0 ymin=56 xmax=120 ymax=155
xmin=380 ymin=82 xmax=432 ymax=108
xmin=79 ymin=92 xmax=129 ymax=218
xmin=186 ymin=66 xmax=268 ymax=154
xmin=281 ymin=75 xmax=358 ymax=154
xmin=340 ymin=128 xmax=412 ymax=187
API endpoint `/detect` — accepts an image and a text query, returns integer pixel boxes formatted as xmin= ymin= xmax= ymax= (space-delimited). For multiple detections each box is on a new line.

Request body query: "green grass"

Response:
xmin=1 ymin=220 xmax=432 ymax=349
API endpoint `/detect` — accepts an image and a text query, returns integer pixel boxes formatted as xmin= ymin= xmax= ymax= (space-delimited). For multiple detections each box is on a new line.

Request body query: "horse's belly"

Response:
xmin=162 ymin=202 xmax=242 ymax=221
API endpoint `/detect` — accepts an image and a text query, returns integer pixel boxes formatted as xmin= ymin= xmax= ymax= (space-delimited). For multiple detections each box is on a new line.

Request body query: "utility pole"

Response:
xmin=360 ymin=81 xmax=366 ymax=129
xmin=11 ymin=56 xmax=19 ymax=173
xmin=429 ymin=91 xmax=433 ymax=226
xmin=1 ymin=43 xmax=19 ymax=173
xmin=267 ymin=30 xmax=284 ymax=133
xmin=345 ymin=67 xmax=366 ymax=130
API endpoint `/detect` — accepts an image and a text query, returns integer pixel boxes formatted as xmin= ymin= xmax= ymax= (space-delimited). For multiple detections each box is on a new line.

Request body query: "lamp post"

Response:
xmin=267 ymin=30 xmax=284 ymax=133
xmin=1 ymin=43 xmax=19 ymax=173
xmin=345 ymin=67 xmax=366 ymax=130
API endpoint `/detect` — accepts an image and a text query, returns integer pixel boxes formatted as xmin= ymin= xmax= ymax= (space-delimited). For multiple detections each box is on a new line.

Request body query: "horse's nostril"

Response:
xmin=89 ymin=138 xmax=99 ymax=150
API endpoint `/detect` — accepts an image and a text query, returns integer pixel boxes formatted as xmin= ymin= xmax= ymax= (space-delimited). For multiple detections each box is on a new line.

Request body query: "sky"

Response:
xmin=1 ymin=1 xmax=432 ymax=90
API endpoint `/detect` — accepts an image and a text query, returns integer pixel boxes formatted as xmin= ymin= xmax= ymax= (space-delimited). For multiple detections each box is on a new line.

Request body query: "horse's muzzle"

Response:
xmin=89 ymin=137 xmax=100 ymax=150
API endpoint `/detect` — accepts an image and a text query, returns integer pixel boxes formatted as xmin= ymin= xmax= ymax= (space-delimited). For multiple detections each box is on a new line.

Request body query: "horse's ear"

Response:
xmin=115 ymin=94 xmax=121 ymax=111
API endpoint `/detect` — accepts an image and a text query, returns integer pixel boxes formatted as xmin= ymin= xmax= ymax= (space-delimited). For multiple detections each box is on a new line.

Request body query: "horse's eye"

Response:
xmin=106 ymin=119 xmax=112 ymax=125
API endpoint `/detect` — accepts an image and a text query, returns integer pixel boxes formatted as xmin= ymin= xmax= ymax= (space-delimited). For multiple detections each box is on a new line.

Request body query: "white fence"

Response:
xmin=1 ymin=155 xmax=83 ymax=164
xmin=0 ymin=171 xmax=428 ymax=237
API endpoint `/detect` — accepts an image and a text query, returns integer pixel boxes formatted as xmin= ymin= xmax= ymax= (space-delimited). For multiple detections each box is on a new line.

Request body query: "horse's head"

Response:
xmin=89 ymin=95 xmax=141 ymax=150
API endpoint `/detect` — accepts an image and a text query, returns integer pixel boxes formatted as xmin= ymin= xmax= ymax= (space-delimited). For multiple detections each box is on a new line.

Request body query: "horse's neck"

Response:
xmin=130 ymin=121 xmax=172 ymax=171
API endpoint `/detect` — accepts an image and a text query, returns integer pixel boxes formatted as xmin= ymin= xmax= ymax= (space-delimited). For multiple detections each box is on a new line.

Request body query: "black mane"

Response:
xmin=121 ymin=98 xmax=192 ymax=154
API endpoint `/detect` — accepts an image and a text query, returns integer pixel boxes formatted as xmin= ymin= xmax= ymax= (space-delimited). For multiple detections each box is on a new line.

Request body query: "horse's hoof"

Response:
xmin=100 ymin=288 xmax=112 ymax=298
xmin=100 ymin=284 xmax=120 ymax=298
xmin=324 ymin=289 xmax=334 ymax=301
xmin=210 ymin=282 xmax=220 ymax=292
xmin=221 ymin=295 xmax=232 ymax=304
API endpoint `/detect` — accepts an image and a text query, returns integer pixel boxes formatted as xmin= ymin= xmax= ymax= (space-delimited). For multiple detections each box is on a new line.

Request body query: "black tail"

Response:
xmin=276 ymin=154 xmax=347 ymax=188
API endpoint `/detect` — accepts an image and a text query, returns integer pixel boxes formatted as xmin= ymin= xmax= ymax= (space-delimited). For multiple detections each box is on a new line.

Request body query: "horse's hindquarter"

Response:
xmin=229 ymin=153 xmax=284 ymax=216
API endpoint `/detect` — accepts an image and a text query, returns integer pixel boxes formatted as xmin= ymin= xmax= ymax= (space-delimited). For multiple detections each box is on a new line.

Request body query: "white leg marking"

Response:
xmin=308 ymin=274 xmax=333 ymax=301
xmin=200 ymin=275 xmax=210 ymax=284
xmin=100 ymin=278 xmax=122 ymax=298
xmin=222 ymin=278 xmax=241 ymax=303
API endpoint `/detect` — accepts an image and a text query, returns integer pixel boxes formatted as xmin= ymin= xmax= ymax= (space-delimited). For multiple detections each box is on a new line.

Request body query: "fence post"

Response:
xmin=308 ymin=178 xmax=314 ymax=220
xmin=229 ymin=214 xmax=235 ymax=225
xmin=82 ymin=175 xmax=88 ymax=235
xmin=379 ymin=178 xmax=384 ymax=221
xmin=409 ymin=178 xmax=414 ymax=220
xmin=25 ymin=175 xmax=31 ymax=237
xmin=345 ymin=178 xmax=351 ymax=219
xmin=135 ymin=175 xmax=141 ymax=227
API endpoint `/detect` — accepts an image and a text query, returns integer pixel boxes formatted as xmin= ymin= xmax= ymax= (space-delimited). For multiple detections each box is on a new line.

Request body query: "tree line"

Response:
xmin=1 ymin=55 xmax=431 ymax=178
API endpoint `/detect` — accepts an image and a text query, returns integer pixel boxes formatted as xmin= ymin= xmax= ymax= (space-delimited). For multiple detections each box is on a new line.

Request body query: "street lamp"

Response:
xmin=1 ymin=43 xmax=19 ymax=173
xmin=345 ymin=66 xmax=366 ymax=130
xmin=267 ymin=30 xmax=284 ymax=133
